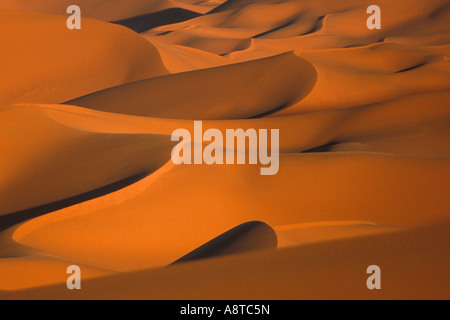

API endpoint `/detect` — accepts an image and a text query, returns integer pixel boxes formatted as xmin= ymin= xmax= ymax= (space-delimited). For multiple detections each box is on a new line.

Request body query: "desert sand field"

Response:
xmin=0 ymin=0 xmax=449 ymax=299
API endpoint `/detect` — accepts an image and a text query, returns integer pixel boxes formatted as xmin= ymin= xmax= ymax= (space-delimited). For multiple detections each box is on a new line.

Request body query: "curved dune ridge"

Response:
xmin=0 ymin=10 xmax=168 ymax=106
xmin=0 ymin=0 xmax=449 ymax=299
xmin=0 ymin=104 xmax=175 ymax=217
xmin=171 ymin=221 xmax=278 ymax=264
xmin=4 ymin=221 xmax=450 ymax=299
xmin=143 ymin=0 xmax=450 ymax=56
xmin=113 ymin=8 xmax=202 ymax=33
xmin=66 ymin=52 xmax=317 ymax=119
xmin=0 ymin=0 xmax=172 ymax=21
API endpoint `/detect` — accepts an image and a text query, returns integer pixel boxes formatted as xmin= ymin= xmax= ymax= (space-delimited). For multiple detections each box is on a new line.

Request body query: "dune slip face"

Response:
xmin=0 ymin=0 xmax=449 ymax=301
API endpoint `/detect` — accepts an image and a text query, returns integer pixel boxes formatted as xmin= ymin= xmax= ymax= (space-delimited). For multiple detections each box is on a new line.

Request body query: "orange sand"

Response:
xmin=0 ymin=0 xmax=449 ymax=299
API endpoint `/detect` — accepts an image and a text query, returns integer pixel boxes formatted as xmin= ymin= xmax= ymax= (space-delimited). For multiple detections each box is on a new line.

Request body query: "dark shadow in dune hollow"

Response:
xmin=253 ymin=19 xmax=296 ymax=38
xmin=0 ymin=172 xmax=150 ymax=232
xmin=301 ymin=15 xmax=325 ymax=36
xmin=301 ymin=141 xmax=340 ymax=153
xmin=113 ymin=8 xmax=201 ymax=33
xmin=170 ymin=221 xmax=278 ymax=265
xmin=247 ymin=103 xmax=289 ymax=118
xmin=206 ymin=0 xmax=253 ymax=15
xmin=395 ymin=63 xmax=426 ymax=73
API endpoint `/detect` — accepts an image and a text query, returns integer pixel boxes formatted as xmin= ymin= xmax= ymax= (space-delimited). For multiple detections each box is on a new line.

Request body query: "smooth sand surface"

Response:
xmin=0 ymin=0 xmax=171 ymax=21
xmin=171 ymin=221 xmax=277 ymax=264
xmin=66 ymin=52 xmax=317 ymax=119
xmin=0 ymin=0 xmax=449 ymax=298
xmin=0 ymin=10 xmax=168 ymax=106
xmin=2 ymin=221 xmax=449 ymax=299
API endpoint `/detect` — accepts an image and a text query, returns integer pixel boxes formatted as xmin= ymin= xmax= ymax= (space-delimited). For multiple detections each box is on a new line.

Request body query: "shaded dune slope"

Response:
xmin=171 ymin=221 xmax=277 ymax=264
xmin=0 ymin=0 xmax=449 ymax=298
xmin=66 ymin=52 xmax=317 ymax=119
xmin=113 ymin=8 xmax=201 ymax=33
xmin=143 ymin=0 xmax=450 ymax=56
xmin=0 ymin=104 xmax=175 ymax=217
xmin=3 ymin=221 xmax=450 ymax=299
xmin=0 ymin=0 xmax=172 ymax=21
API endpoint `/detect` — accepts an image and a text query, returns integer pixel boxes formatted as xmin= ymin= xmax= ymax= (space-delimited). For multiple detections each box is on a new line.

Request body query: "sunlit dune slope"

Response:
xmin=0 ymin=0 xmax=171 ymax=21
xmin=2 ymin=77 xmax=449 ymax=272
xmin=11 ymin=148 xmax=450 ymax=271
xmin=172 ymin=221 xmax=278 ymax=264
xmin=0 ymin=104 xmax=174 ymax=216
xmin=285 ymin=43 xmax=450 ymax=113
xmin=0 ymin=256 xmax=112 ymax=291
xmin=3 ymin=221 xmax=450 ymax=299
xmin=0 ymin=10 xmax=167 ymax=106
xmin=66 ymin=52 xmax=317 ymax=119
xmin=143 ymin=0 xmax=450 ymax=56
xmin=150 ymin=41 xmax=233 ymax=73
xmin=0 ymin=0 xmax=449 ymax=299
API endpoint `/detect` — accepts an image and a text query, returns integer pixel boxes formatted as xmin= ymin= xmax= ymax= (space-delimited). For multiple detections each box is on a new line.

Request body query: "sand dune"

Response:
xmin=0 ymin=256 xmax=112 ymax=291
xmin=274 ymin=221 xmax=402 ymax=248
xmin=171 ymin=221 xmax=277 ymax=264
xmin=12 ymin=151 xmax=449 ymax=269
xmin=0 ymin=0 xmax=225 ymax=20
xmin=0 ymin=10 xmax=167 ymax=106
xmin=143 ymin=0 xmax=450 ymax=56
xmin=0 ymin=0 xmax=171 ymax=21
xmin=151 ymin=41 xmax=232 ymax=73
xmin=0 ymin=0 xmax=449 ymax=299
xmin=2 ymin=221 xmax=449 ymax=299
xmin=66 ymin=52 xmax=317 ymax=119
xmin=113 ymin=8 xmax=201 ymax=33
xmin=0 ymin=104 xmax=174 ymax=217
xmin=0 ymin=84 xmax=448 ymax=274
